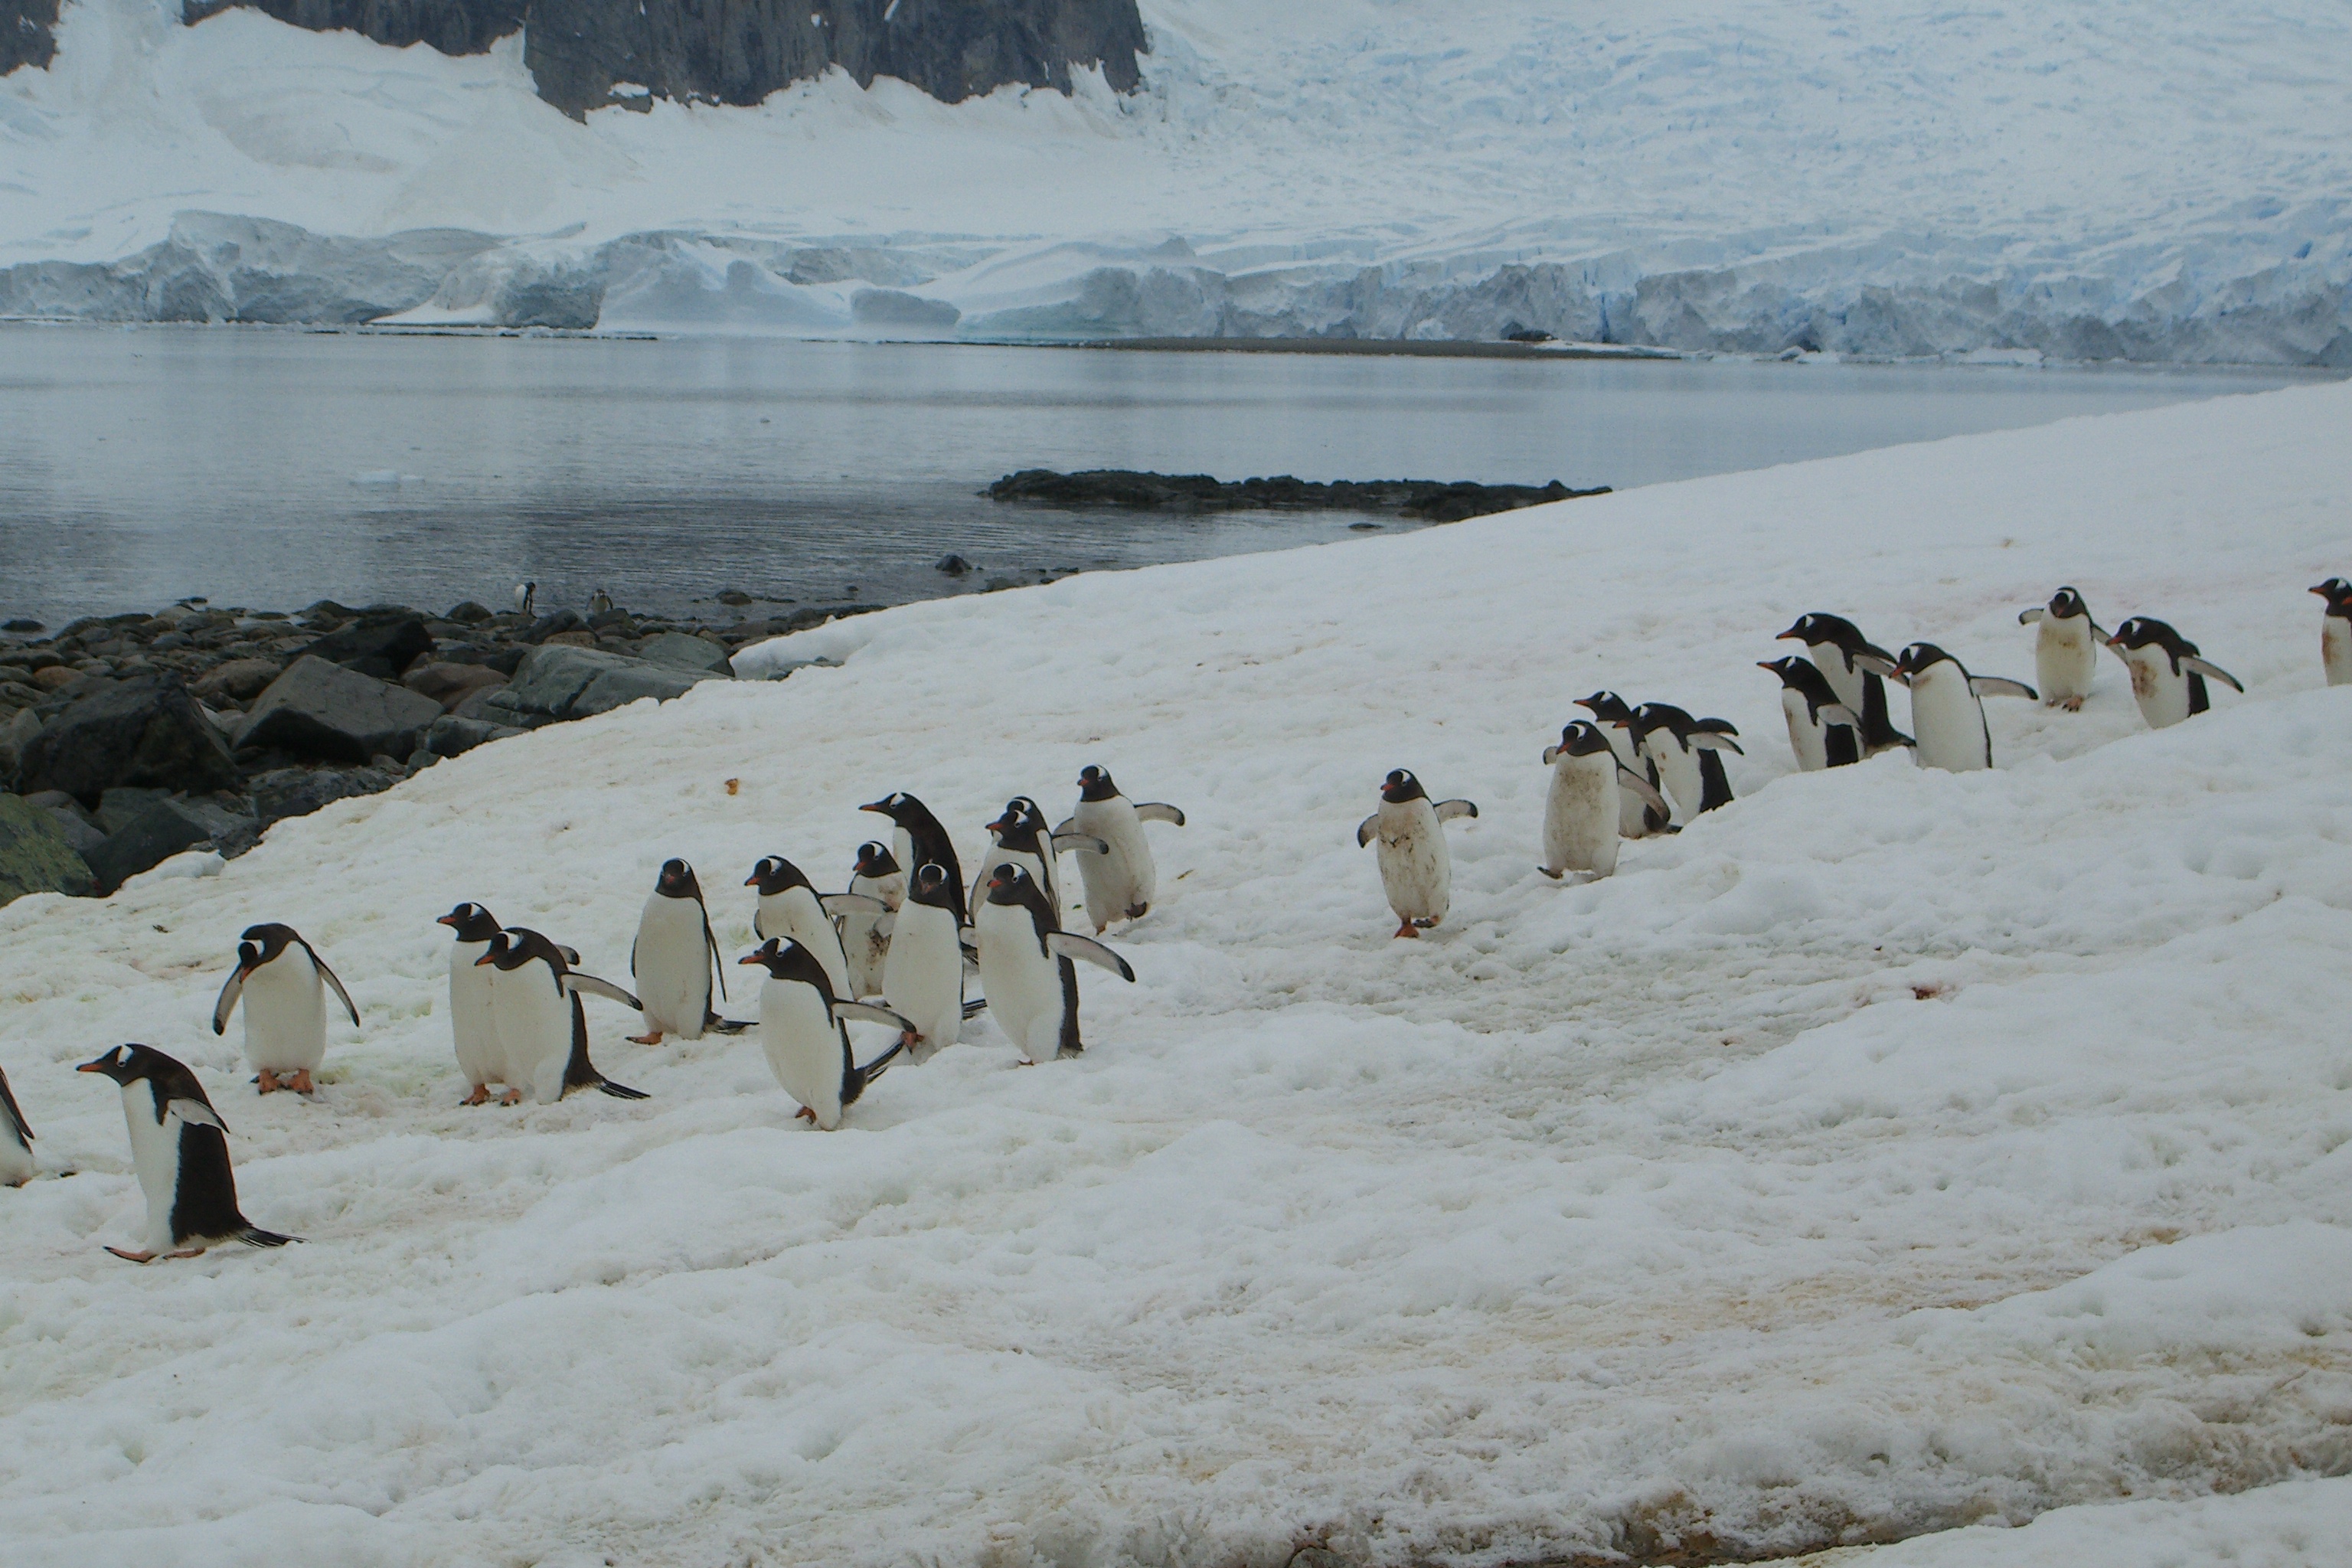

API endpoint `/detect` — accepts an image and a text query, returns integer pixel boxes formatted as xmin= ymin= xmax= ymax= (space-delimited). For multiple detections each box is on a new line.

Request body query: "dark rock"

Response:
xmin=402 ymin=661 xmax=509 ymax=710
xmin=192 ymin=658 xmax=283 ymax=702
xmin=636 ymin=631 xmax=733 ymax=676
xmin=446 ymin=601 xmax=493 ymax=623
xmin=250 ymin=766 xmax=397 ymax=825
xmin=423 ymin=714 xmax=525 ymax=758
xmin=96 ymin=786 xmax=172 ymax=835
xmin=543 ymin=629 xmax=598 ymax=648
xmin=586 ymin=608 xmax=635 ymax=632
xmin=296 ymin=613 xmax=434 ymax=679
xmin=2 ymin=617 xmax=42 ymax=633
xmin=1500 ymin=322 xmax=1556 ymax=343
xmin=83 ymin=798 xmax=233 ymax=894
xmin=0 ymin=792 xmax=93 ymax=906
xmin=39 ymin=802 xmax=108 ymax=858
xmin=988 ymin=469 xmax=1611 ymax=520
xmin=1 ymin=0 xmax=58 ymax=77
xmin=235 ymin=655 xmax=445 ymax=763
xmin=714 ymin=590 xmax=755 ymax=607
xmin=12 ymin=675 xmax=241 ymax=804
xmin=0 ymin=707 xmax=38 ymax=777
xmin=935 ymin=553 xmax=973 ymax=577
xmin=505 ymin=644 xmax=725 ymax=720
xmin=521 ymin=609 xmax=586 ymax=644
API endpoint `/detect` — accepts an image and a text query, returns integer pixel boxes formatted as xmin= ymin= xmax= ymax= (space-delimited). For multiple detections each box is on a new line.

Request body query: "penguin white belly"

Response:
xmin=489 ymin=968 xmax=574 ymax=1103
xmin=2326 ymin=619 xmax=2352 ymax=687
xmin=882 ymin=902 xmax=963 ymax=1061
xmin=634 ymin=896 xmax=711 ymax=1039
xmin=2121 ymin=647 xmax=2193 ymax=728
xmin=1908 ymin=668 xmax=1990 ymax=771
xmin=974 ymin=901 xmax=1065 ymax=1062
xmin=758 ymin=978 xmax=844 ymax=1128
xmin=119 ymin=1086 xmax=182 ymax=1254
xmin=1780 ymin=689 xmax=1829 ymax=773
xmin=841 ymin=872 xmax=903 ymax=999
xmin=1374 ymin=801 xmax=1450 ymax=925
xmin=1647 ymin=740 xmax=1709 ymax=822
xmin=449 ymin=941 xmax=503 ymax=1089
xmin=241 ymin=949 xmax=328 ymax=1075
xmin=1071 ymin=798 xmax=1155 ymax=929
xmin=1600 ymin=727 xmax=1661 ymax=838
xmin=2035 ymin=619 xmax=2099 ymax=704
xmin=1541 ymin=754 xmax=1620 ymax=877
xmin=756 ymin=887 xmax=853 ymax=999
xmin=1807 ymin=643 xmax=1867 ymax=712
xmin=0 ymin=1125 xmax=31 ymax=1186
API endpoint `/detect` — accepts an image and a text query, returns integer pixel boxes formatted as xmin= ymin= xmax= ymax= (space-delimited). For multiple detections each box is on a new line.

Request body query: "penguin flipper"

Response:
xmin=704 ymin=1012 xmax=753 ymax=1035
xmin=0 ymin=1069 xmax=31 ymax=1146
xmin=1687 ymin=732 xmax=1745 ymax=755
xmin=1052 ymin=816 xmax=1076 ymax=838
xmin=1357 ymin=814 xmax=1380 ymax=848
xmin=2184 ymin=656 xmax=2243 ymax=693
xmin=1968 ymin=676 xmax=2039 ymax=700
xmin=1541 ymin=745 xmax=1560 ymax=764
xmin=962 ymin=998 xmax=989 ymax=1019
xmin=2018 ymin=606 xmax=2046 ymax=625
xmin=563 ymin=972 xmax=643 ymax=1011
xmin=1135 ymin=803 xmax=1187 ymax=826
xmin=1816 ymin=703 xmax=1863 ymax=731
xmin=236 ymin=1227 xmax=301 ymax=1249
xmin=1851 ymin=647 xmax=1900 ymax=678
xmin=166 ymin=1097 xmax=230 ymax=1135
xmin=1434 ymin=799 xmax=1479 ymax=822
xmin=1048 ymin=933 xmax=1135 ymax=982
xmin=834 ymin=1001 xmax=916 ymax=1033
xmin=292 ymin=940 xmax=362 ymax=1029
xmin=559 ymin=944 xmax=583 ymax=965
xmin=1615 ymin=766 xmax=1670 ymax=816
xmin=595 ymin=1080 xmax=651 ymax=1099
xmin=211 ymin=965 xmax=247 ymax=1036
xmin=822 ymin=893 xmax=887 ymax=916
xmin=1051 ymin=832 xmax=1109 ymax=857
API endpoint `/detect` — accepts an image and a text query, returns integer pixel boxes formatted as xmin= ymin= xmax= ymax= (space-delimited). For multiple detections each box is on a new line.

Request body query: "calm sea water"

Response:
xmin=0 ymin=326 xmax=2318 ymax=626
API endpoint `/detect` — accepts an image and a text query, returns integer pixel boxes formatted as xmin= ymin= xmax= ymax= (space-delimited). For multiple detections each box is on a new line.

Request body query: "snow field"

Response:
xmin=2 ymin=380 xmax=2352 ymax=1563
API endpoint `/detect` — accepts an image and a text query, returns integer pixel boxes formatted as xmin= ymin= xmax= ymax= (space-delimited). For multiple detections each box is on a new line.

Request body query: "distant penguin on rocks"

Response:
xmin=590 ymin=587 xmax=613 ymax=616
xmin=1777 ymin=613 xmax=1913 ymax=754
xmin=973 ymin=864 xmax=1132 ymax=1063
xmin=2107 ymin=617 xmax=2243 ymax=729
xmin=1357 ymin=769 xmax=1478 ymax=937
xmin=860 ymin=792 xmax=967 ymax=938
xmin=1758 ymin=657 xmax=1862 ymax=771
xmin=77 ymin=1044 xmax=299 ymax=1263
xmin=475 ymin=929 xmax=648 ymax=1105
xmin=1890 ymin=643 xmax=2037 ymax=770
xmin=630 ymin=859 xmax=737 ymax=1045
xmin=1055 ymin=765 xmax=1186 ymax=933
xmin=882 ymin=862 xmax=978 ymax=1063
xmin=981 ymin=796 xmax=1102 ymax=927
xmin=840 ymin=841 xmax=905 ymax=1000
xmin=211 ymin=923 xmax=359 ymax=1096
xmin=1539 ymin=720 xmax=1670 ymax=880
xmin=514 ymin=581 xmax=536 ymax=616
xmin=437 ymin=902 xmax=511 ymax=1105
xmin=1573 ymin=691 xmax=1673 ymax=837
xmin=2311 ymin=579 xmax=2352 ymax=686
xmin=746 ymin=855 xmax=866 ymax=1001
xmin=739 ymin=937 xmax=912 ymax=1129
xmin=1625 ymin=704 xmax=1743 ymax=820
xmin=0 ymin=1065 xmax=35 ymax=1186
xmin=2017 ymin=586 xmax=2113 ymax=710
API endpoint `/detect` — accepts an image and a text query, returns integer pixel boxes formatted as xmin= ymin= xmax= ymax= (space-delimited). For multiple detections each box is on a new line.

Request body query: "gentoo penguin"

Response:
xmin=1777 ymin=613 xmax=1913 ymax=754
xmin=2311 ymin=580 xmax=2352 ymax=686
xmin=1573 ymin=692 xmax=1672 ymax=838
xmin=746 ymin=856 xmax=863 ymax=1001
xmin=840 ymin=841 xmax=905 ymax=1000
xmin=738 ymin=938 xmax=911 ymax=1129
xmin=860 ymin=792 xmax=966 ymax=936
xmin=1890 ymin=643 xmax=2036 ymax=770
xmin=514 ymin=580 xmax=536 ymax=616
xmin=77 ymin=1044 xmax=298 ymax=1262
xmin=475 ymin=929 xmax=648 ymax=1105
xmin=882 ymin=863 xmax=976 ymax=1063
xmin=436 ymin=902 xmax=508 ymax=1106
xmin=590 ymin=587 xmax=613 ymax=616
xmin=1054 ymin=765 xmax=1186 ymax=933
xmin=1625 ymin=704 xmax=1743 ymax=821
xmin=0 ymin=1064 xmax=34 ymax=1186
xmin=2017 ymin=587 xmax=2112 ymax=710
xmin=1757 ymin=658 xmax=1862 ymax=771
xmin=2107 ymin=618 xmax=2243 ymax=729
xmin=978 ymin=796 xmax=1104 ymax=926
xmin=973 ymin=864 xmax=1133 ymax=1063
xmin=1538 ymin=720 xmax=1670 ymax=880
xmin=211 ymin=923 xmax=359 ymax=1096
xmin=1357 ymin=769 xmax=1478 ymax=938
xmin=629 ymin=858 xmax=732 ymax=1045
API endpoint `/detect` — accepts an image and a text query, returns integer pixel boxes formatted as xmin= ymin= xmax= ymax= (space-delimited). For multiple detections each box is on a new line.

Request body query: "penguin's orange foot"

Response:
xmin=1393 ymin=921 xmax=1419 ymax=939
xmin=105 ymin=1246 xmax=158 ymax=1263
xmin=165 ymin=1248 xmax=205 ymax=1259
xmin=499 ymin=1089 xmax=523 ymax=1106
xmin=256 ymin=1070 xmax=281 ymax=1094
xmin=1414 ymin=917 xmax=1441 ymax=929
xmin=795 ymin=1106 xmax=818 ymax=1122
xmin=2061 ymin=696 xmax=2085 ymax=711
xmin=629 ymin=1031 xmax=665 ymax=1046
xmin=462 ymin=1086 xmax=491 ymax=1106
xmin=898 ymin=1029 xmax=920 ymax=1052
xmin=286 ymin=1070 xmax=315 ymax=1096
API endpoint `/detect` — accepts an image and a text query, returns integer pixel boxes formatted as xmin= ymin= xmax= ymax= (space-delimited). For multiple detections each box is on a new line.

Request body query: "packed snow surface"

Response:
xmin=1 ymin=0 xmax=2347 ymax=357
xmin=4 ymin=381 xmax=2352 ymax=1563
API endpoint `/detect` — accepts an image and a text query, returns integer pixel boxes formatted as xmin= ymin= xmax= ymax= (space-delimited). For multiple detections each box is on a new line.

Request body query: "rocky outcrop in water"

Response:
xmin=2 ymin=0 xmax=57 ymax=76
xmin=989 ymin=471 xmax=1610 ymax=524
xmin=181 ymin=0 xmax=1145 ymax=117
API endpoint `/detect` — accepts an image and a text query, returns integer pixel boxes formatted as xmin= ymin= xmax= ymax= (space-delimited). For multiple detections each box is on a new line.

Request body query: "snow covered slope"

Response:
xmin=2 ymin=0 xmax=2347 ymax=358
xmin=3 ymin=381 xmax=2351 ymax=1563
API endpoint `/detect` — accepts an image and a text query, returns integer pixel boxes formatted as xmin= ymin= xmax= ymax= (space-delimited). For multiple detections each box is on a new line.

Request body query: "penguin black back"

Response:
xmin=861 ymin=792 xmax=965 ymax=922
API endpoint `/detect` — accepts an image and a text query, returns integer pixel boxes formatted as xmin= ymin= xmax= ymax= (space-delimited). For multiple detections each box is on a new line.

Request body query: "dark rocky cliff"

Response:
xmin=2 ymin=0 xmax=60 ymax=76
xmin=180 ymin=0 xmax=1145 ymax=117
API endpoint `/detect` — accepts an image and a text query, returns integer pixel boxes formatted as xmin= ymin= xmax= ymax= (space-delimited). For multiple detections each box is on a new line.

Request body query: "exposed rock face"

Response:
xmin=236 ymin=656 xmax=445 ymax=763
xmin=12 ymin=675 xmax=242 ymax=805
xmin=180 ymin=0 xmax=1146 ymax=119
xmin=0 ymin=792 xmax=93 ymax=906
xmin=2 ymin=0 xmax=59 ymax=77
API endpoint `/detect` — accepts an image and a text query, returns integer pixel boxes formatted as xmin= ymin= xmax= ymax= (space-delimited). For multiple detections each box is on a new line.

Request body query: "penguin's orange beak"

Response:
xmin=737 ymin=952 xmax=762 ymax=965
xmin=987 ymin=872 xmax=1008 ymax=890
xmin=985 ymin=814 xmax=1014 ymax=835
xmin=75 ymin=1060 xmax=105 ymax=1073
xmin=472 ymin=952 xmax=497 ymax=967
xmin=434 ymin=913 xmax=459 ymax=927
xmin=858 ymin=798 xmax=890 ymax=815
xmin=743 ymin=871 xmax=760 ymax=887
xmin=2311 ymin=584 xmax=2331 ymax=598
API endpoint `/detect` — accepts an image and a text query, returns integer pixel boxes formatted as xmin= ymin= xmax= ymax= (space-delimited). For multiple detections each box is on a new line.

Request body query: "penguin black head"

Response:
xmin=1573 ymin=691 xmax=1632 ymax=724
xmin=235 ymin=923 xmax=299 ymax=972
xmin=1757 ymin=656 xmax=1805 ymax=688
xmin=2107 ymin=616 xmax=2193 ymax=656
xmin=984 ymin=863 xmax=1047 ymax=906
xmin=2047 ymin=586 xmax=2089 ymax=620
xmin=988 ymin=798 xmax=1048 ymax=845
xmin=1558 ymin=720 xmax=1612 ymax=757
xmin=1778 ymin=612 xmax=1864 ymax=649
xmin=476 ymin=927 xmax=566 ymax=977
xmin=1759 ymin=656 xmax=1841 ymax=704
xmin=745 ymin=856 xmax=812 ymax=896
xmin=1380 ymin=769 xmax=1427 ymax=804
xmin=859 ymin=792 xmax=918 ymax=822
xmin=77 ymin=1043 xmax=177 ymax=1086
xmin=436 ymin=903 xmax=501 ymax=942
xmin=1077 ymin=765 xmax=1119 ymax=802
xmin=1626 ymin=702 xmax=1697 ymax=739
xmin=656 ymin=858 xmax=703 ymax=900
xmin=2311 ymin=578 xmax=2352 ymax=609
xmin=1892 ymin=642 xmax=1957 ymax=683
xmin=853 ymin=841 xmax=900 ymax=879
xmin=909 ymin=862 xmax=959 ymax=909
xmin=739 ymin=936 xmax=835 ymax=997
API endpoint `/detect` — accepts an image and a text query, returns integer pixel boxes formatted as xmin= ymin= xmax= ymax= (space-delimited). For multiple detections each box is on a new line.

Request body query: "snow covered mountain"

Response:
xmin=1 ymin=0 xmax=2347 ymax=361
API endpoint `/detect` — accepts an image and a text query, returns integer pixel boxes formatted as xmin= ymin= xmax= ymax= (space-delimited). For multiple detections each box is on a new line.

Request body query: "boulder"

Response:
xmin=505 ymin=644 xmax=724 ymax=720
xmin=12 ymin=675 xmax=241 ymax=804
xmin=193 ymin=658 xmax=283 ymax=703
xmin=295 ymin=614 xmax=434 ymax=680
xmin=402 ymin=662 xmax=510 ymax=710
xmin=0 ymin=707 xmax=39 ymax=778
xmin=28 ymin=665 xmax=82 ymax=692
xmin=423 ymin=714 xmax=526 ymax=758
xmin=445 ymin=600 xmax=494 ymax=624
xmin=96 ymin=786 xmax=172 ymax=835
xmin=38 ymin=802 xmax=107 ymax=858
xmin=0 ymin=793 xmax=95 ymax=906
xmin=521 ymin=609 xmax=586 ymax=644
xmin=236 ymin=656 xmax=445 ymax=763
xmin=637 ymin=631 xmax=734 ymax=676
xmin=250 ymin=766 xmax=398 ymax=825
xmin=574 ymin=662 xmax=718 ymax=717
xmin=84 ymin=797 xmax=256 ymax=893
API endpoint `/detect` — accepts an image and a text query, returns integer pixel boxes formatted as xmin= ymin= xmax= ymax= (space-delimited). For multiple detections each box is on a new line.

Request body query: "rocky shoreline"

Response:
xmin=0 ymin=595 xmax=871 ymax=906
xmin=987 ymin=469 xmax=1610 ymax=523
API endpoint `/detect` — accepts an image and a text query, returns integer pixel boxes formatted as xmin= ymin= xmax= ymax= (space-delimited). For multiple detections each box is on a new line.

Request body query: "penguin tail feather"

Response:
xmin=858 ymin=1036 xmax=906 ymax=1083
xmin=595 ymin=1080 xmax=652 ymax=1100
xmin=238 ymin=1227 xmax=302 ymax=1249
